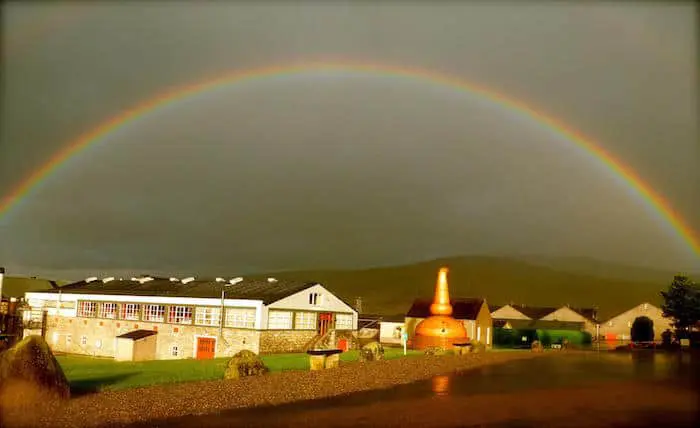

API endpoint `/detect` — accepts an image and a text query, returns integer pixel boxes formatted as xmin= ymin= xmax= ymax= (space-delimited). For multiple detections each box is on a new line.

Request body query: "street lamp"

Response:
xmin=219 ymin=277 xmax=243 ymax=337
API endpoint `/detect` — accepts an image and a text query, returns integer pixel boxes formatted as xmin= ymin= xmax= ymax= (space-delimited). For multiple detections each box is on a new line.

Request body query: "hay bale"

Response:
xmin=224 ymin=350 xmax=269 ymax=380
xmin=359 ymin=341 xmax=384 ymax=362
xmin=0 ymin=335 xmax=70 ymax=409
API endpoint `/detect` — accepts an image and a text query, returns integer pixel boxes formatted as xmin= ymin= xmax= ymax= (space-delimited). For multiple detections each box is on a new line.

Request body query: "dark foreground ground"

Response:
xmin=3 ymin=350 xmax=698 ymax=428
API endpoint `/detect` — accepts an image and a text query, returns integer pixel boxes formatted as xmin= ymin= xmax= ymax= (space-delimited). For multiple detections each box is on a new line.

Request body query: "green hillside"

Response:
xmin=252 ymin=256 xmax=675 ymax=321
xmin=1 ymin=276 xmax=66 ymax=299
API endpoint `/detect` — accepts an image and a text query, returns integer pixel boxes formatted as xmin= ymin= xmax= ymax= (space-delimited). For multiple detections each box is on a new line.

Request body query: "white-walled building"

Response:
xmin=23 ymin=276 xmax=358 ymax=360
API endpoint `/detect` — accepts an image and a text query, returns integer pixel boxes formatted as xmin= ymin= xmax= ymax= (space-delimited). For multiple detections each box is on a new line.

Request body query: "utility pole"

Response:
xmin=354 ymin=297 xmax=363 ymax=314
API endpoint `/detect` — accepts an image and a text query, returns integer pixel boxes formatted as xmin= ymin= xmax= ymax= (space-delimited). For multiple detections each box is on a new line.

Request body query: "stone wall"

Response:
xmin=259 ymin=330 xmax=318 ymax=354
xmin=41 ymin=315 xmax=261 ymax=359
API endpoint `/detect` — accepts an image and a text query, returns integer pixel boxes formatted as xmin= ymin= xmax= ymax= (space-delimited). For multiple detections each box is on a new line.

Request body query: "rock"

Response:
xmin=531 ymin=340 xmax=544 ymax=353
xmin=224 ymin=350 xmax=269 ymax=380
xmin=359 ymin=341 xmax=384 ymax=362
xmin=470 ymin=342 xmax=486 ymax=353
xmin=424 ymin=346 xmax=446 ymax=356
xmin=0 ymin=335 xmax=70 ymax=408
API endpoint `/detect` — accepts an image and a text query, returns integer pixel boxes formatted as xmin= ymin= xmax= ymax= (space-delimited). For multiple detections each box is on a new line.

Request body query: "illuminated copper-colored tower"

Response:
xmin=412 ymin=267 xmax=468 ymax=350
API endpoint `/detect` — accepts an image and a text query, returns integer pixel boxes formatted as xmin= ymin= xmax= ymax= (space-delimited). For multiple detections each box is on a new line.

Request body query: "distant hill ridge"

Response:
xmin=3 ymin=255 xmax=693 ymax=321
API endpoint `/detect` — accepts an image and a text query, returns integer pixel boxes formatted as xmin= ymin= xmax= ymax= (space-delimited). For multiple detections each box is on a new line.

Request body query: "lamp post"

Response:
xmin=219 ymin=277 xmax=244 ymax=337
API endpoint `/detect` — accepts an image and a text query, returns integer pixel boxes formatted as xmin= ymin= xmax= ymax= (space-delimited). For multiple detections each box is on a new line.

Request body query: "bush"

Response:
xmin=223 ymin=350 xmax=268 ymax=380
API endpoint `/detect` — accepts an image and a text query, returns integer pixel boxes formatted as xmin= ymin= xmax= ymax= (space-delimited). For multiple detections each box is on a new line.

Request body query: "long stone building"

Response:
xmin=23 ymin=275 xmax=357 ymax=360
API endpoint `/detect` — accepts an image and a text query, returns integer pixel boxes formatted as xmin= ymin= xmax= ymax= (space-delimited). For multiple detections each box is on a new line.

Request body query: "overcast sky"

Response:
xmin=0 ymin=2 xmax=698 ymax=278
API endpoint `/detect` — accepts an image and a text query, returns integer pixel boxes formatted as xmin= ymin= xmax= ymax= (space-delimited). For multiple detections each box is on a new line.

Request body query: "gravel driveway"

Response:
xmin=3 ymin=351 xmax=548 ymax=428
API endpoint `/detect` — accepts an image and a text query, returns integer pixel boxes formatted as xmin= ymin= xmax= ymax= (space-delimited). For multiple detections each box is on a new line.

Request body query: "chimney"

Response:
xmin=429 ymin=267 xmax=453 ymax=316
xmin=0 ymin=267 xmax=5 ymax=302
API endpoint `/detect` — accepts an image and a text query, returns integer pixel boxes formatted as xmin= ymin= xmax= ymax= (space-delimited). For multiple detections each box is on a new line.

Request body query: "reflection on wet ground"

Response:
xmin=122 ymin=352 xmax=699 ymax=427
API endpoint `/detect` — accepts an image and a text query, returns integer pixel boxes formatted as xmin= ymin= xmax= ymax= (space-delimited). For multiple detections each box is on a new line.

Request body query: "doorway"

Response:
xmin=196 ymin=337 xmax=216 ymax=360
xmin=318 ymin=313 xmax=333 ymax=336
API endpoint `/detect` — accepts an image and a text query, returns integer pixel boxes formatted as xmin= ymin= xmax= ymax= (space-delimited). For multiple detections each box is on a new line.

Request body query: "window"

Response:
xmin=627 ymin=321 xmax=632 ymax=328
xmin=100 ymin=302 xmax=118 ymax=319
xmin=171 ymin=345 xmax=180 ymax=357
xmin=643 ymin=303 xmax=649 ymax=311
xmin=268 ymin=311 xmax=293 ymax=329
xmin=121 ymin=303 xmax=141 ymax=320
xmin=308 ymin=293 xmax=322 ymax=306
xmin=608 ymin=321 xmax=614 ymax=327
xmin=195 ymin=307 xmax=221 ymax=326
xmin=95 ymin=339 xmax=102 ymax=349
xmin=294 ymin=312 xmax=317 ymax=330
xmin=335 ymin=313 xmax=353 ymax=330
xmin=80 ymin=335 xmax=87 ymax=346
xmin=143 ymin=304 xmax=166 ymax=322
xmin=169 ymin=306 xmax=193 ymax=324
xmin=77 ymin=301 xmax=97 ymax=317
xmin=52 ymin=332 xmax=59 ymax=344
xmin=66 ymin=334 xmax=72 ymax=345
xmin=225 ymin=308 xmax=256 ymax=329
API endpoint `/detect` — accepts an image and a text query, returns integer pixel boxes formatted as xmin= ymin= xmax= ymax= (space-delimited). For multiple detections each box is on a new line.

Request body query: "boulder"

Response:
xmin=0 ymin=335 xmax=70 ymax=408
xmin=359 ymin=341 xmax=384 ymax=362
xmin=531 ymin=340 xmax=544 ymax=353
xmin=470 ymin=341 xmax=486 ymax=353
xmin=424 ymin=346 xmax=446 ymax=356
xmin=224 ymin=350 xmax=269 ymax=380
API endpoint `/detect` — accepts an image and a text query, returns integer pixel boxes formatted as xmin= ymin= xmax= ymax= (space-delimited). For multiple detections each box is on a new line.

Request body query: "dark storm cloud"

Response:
xmin=0 ymin=2 xmax=697 ymax=277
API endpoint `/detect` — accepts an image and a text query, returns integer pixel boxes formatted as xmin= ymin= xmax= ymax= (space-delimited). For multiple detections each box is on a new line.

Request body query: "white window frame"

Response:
xmin=100 ymin=302 xmax=118 ymax=319
xmin=143 ymin=304 xmax=166 ymax=322
xmin=121 ymin=303 xmax=141 ymax=321
xmin=169 ymin=306 xmax=193 ymax=324
xmin=225 ymin=308 xmax=256 ymax=329
xmin=294 ymin=311 xmax=317 ymax=330
xmin=195 ymin=307 xmax=221 ymax=327
xmin=268 ymin=310 xmax=293 ymax=330
xmin=335 ymin=313 xmax=353 ymax=330
xmin=80 ymin=335 xmax=88 ymax=346
xmin=77 ymin=301 xmax=97 ymax=317
xmin=171 ymin=344 xmax=180 ymax=357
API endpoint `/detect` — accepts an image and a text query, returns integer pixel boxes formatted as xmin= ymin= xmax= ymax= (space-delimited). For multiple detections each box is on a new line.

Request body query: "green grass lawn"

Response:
xmin=57 ymin=347 xmax=423 ymax=393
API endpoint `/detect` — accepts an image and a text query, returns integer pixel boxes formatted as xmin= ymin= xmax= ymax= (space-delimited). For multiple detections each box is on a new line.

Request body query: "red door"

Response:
xmin=196 ymin=337 xmax=216 ymax=360
xmin=318 ymin=313 xmax=333 ymax=335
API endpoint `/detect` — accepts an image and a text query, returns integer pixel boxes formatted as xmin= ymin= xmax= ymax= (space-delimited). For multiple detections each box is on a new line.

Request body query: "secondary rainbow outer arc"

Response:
xmin=1 ymin=61 xmax=698 ymax=258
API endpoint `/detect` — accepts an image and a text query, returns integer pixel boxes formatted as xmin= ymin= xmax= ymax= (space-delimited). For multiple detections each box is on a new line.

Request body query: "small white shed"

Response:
xmin=115 ymin=330 xmax=158 ymax=362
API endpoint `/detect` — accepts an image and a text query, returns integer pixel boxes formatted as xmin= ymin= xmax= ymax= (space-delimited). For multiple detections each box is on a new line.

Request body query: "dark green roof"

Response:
xmin=31 ymin=277 xmax=319 ymax=305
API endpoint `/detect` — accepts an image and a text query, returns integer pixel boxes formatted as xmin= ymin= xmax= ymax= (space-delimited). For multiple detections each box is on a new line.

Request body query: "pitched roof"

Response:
xmin=116 ymin=330 xmax=157 ymax=340
xmin=33 ymin=277 xmax=319 ymax=305
xmin=566 ymin=306 xmax=598 ymax=322
xmin=406 ymin=298 xmax=485 ymax=320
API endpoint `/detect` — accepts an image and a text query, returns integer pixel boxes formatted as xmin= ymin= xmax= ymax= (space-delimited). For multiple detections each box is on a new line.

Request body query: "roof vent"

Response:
xmin=215 ymin=277 xmax=226 ymax=283
xmin=267 ymin=277 xmax=278 ymax=283
xmin=85 ymin=277 xmax=98 ymax=283
xmin=181 ymin=277 xmax=195 ymax=284
xmin=102 ymin=277 xmax=115 ymax=283
xmin=169 ymin=277 xmax=179 ymax=282
xmin=138 ymin=277 xmax=154 ymax=284
xmin=229 ymin=277 xmax=243 ymax=285
xmin=130 ymin=277 xmax=138 ymax=281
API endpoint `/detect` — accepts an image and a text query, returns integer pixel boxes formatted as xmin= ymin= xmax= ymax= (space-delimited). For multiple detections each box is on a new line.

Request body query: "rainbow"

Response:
xmin=1 ymin=60 xmax=698 ymax=257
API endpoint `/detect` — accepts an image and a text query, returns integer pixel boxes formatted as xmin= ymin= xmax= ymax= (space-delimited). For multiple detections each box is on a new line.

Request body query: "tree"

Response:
xmin=660 ymin=275 xmax=700 ymax=335
xmin=630 ymin=316 xmax=654 ymax=342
